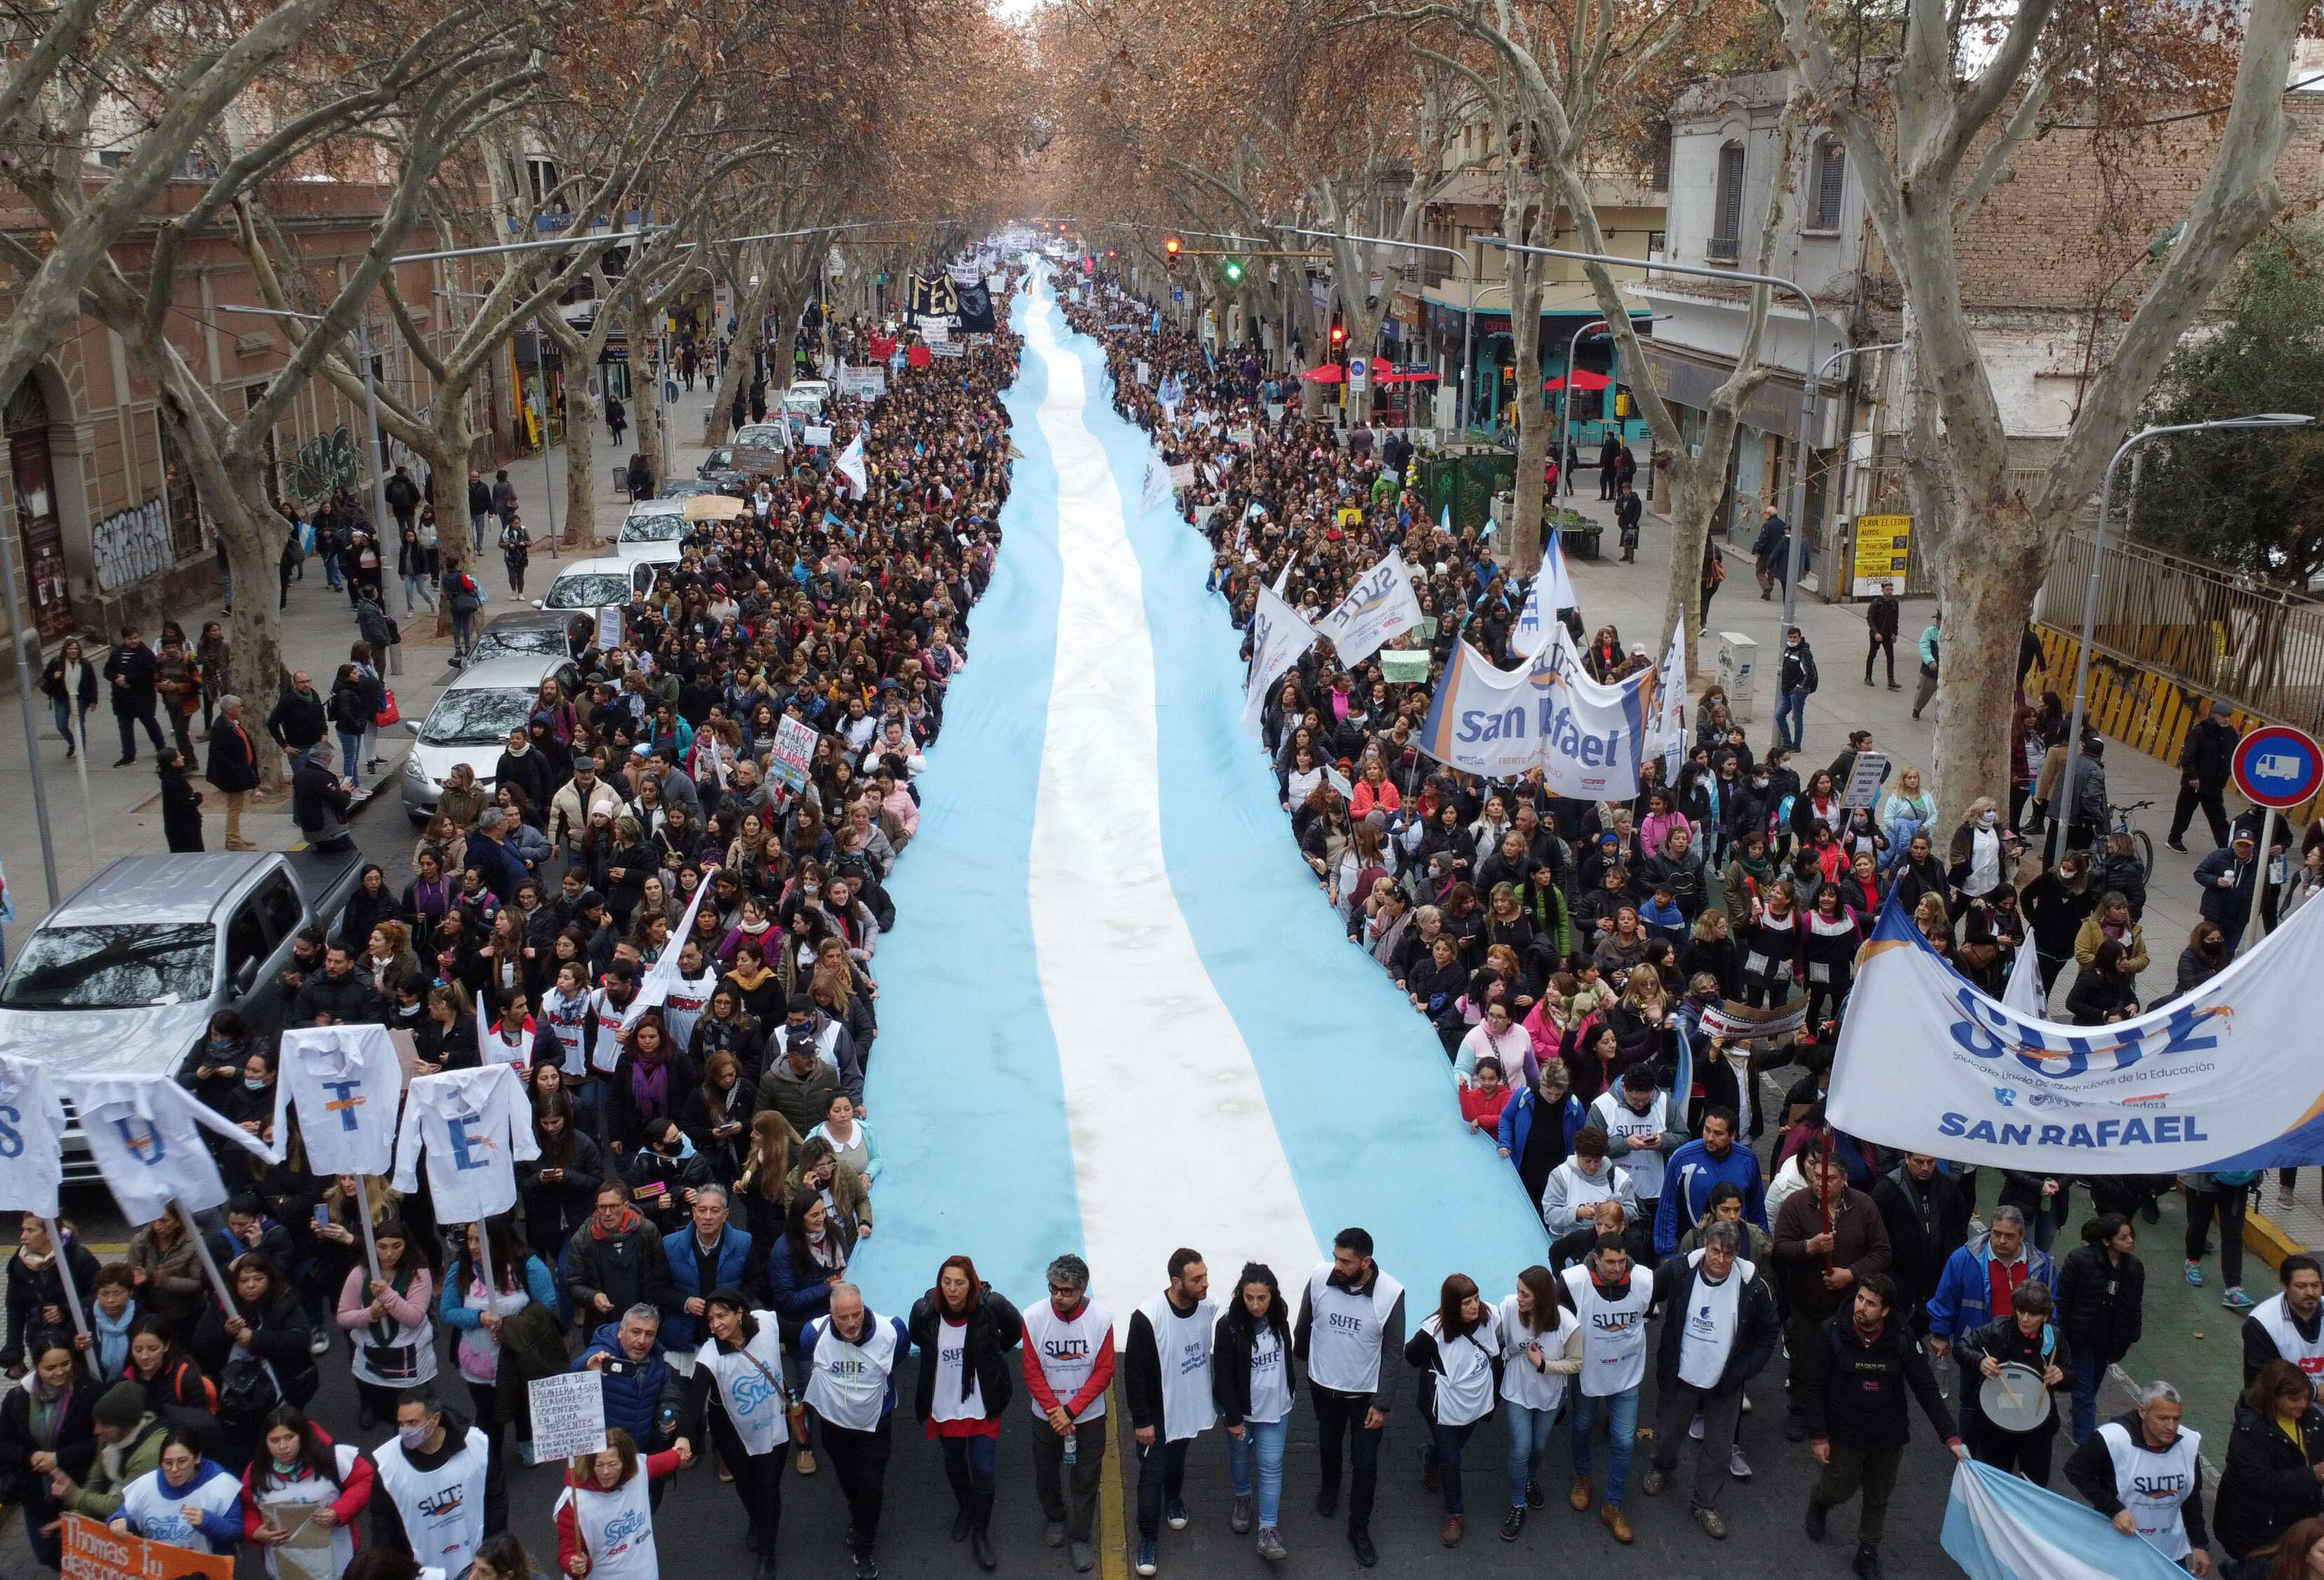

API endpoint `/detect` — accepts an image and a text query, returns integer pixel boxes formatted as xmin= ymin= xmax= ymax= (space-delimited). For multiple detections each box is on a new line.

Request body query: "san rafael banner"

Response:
xmin=1829 ymin=887 xmax=2324 ymax=1173
xmin=1417 ymin=621 xmax=1681 ymax=799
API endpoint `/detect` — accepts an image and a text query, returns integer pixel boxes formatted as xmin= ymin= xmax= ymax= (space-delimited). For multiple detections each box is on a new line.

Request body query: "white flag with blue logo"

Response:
xmin=275 ymin=1025 xmax=404 ymax=1178
xmin=0 ymin=1054 xmax=68 ymax=1219
xmin=392 ymin=1064 xmax=539 ymax=1225
xmin=2002 ymin=940 xmax=2049 ymax=1019
xmin=1512 ymin=534 xmax=1579 ymax=660
xmin=62 ymin=1074 xmax=273 ymax=1223
xmin=1943 ymin=1458 xmax=2188 ymax=1580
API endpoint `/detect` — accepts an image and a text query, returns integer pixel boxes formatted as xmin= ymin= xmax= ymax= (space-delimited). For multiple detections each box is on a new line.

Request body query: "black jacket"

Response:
xmin=1870 ymin=1164 xmax=1972 ymax=1310
xmin=268 ymin=685 xmax=327 ymax=750
xmin=103 ymin=640 xmax=157 ymax=715
xmin=515 ymin=1131 xmax=606 ymax=1256
xmin=1211 ymin=1304 xmax=1298 ymax=1428
xmin=160 ymin=765 xmax=204 ymax=851
xmin=1801 ymin=1309 xmax=1957 ymax=1450
xmin=0 ymin=1374 xmax=98 ymax=1503
xmin=190 ymin=1287 xmax=317 ymax=1408
xmin=908 ymin=1284 xmax=1024 ymax=1423
xmin=205 ymin=716 xmax=262 ymax=793
xmin=2056 ymin=1243 xmax=2145 ymax=1365
xmin=2181 ymin=716 xmax=2240 ymax=790
xmin=1 ymin=1241 xmax=101 ymax=1370
xmin=1649 ymin=1252 xmax=1781 ymax=1395
xmin=291 ymin=966 xmax=385 ymax=1026
xmin=2066 ymin=1410 xmax=2208 ymax=1551
xmin=1953 ymin=1314 xmax=2071 ymax=1433
xmin=1779 ymin=641 xmax=1818 ymax=694
xmin=2214 ymin=1399 xmax=2324 ymax=1558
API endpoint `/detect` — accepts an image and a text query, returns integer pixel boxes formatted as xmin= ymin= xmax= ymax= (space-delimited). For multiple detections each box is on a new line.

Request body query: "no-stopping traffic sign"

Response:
xmin=2233 ymin=723 xmax=2324 ymax=810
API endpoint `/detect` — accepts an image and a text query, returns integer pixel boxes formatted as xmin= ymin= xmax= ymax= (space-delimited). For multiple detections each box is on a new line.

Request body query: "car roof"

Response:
xmin=624 ymin=498 xmax=686 ymax=517
xmin=441 ymin=653 xmax=571 ymax=692
xmin=551 ymin=558 xmax=633 ymax=579
xmin=50 ymin=852 xmax=274 ymax=925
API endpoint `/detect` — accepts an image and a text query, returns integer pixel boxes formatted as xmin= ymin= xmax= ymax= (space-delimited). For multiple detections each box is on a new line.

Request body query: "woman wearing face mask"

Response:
xmin=2179 ymin=919 xmax=2233 ymax=996
xmin=112 ymin=1428 xmax=240 ymax=1553
xmin=220 ymin=1049 xmax=281 ymax=1139
xmin=552 ymin=1428 xmax=692 ymax=1580
xmin=1947 ymin=796 xmax=2012 ymax=911
xmin=0 ymin=1337 xmax=97 ymax=1563
xmin=239 ymin=1405 xmax=372 ymax=1576
xmin=335 ymin=1219 xmax=437 ymax=1428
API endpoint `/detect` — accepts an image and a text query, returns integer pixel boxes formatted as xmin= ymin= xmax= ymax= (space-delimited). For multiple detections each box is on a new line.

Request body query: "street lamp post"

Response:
xmin=1556 ymin=314 xmax=1670 ymax=497
xmin=2048 ymin=414 xmax=2314 ymax=871
xmin=1281 ymin=226 xmax=1477 ymax=445
xmin=1491 ymin=239 xmax=1828 ymax=624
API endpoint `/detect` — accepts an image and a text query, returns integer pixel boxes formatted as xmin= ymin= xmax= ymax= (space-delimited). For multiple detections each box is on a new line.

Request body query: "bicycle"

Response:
xmin=2108 ymin=799 xmax=2156 ymax=881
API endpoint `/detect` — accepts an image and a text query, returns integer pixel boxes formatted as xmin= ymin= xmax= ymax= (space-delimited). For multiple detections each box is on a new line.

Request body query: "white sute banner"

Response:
xmin=625 ymin=879 xmax=713 ymax=1032
xmin=1416 ymin=621 xmax=1682 ymax=798
xmin=1512 ymin=534 xmax=1580 ymax=660
xmin=1317 ymin=551 xmax=1426 ymax=666
xmin=1241 ymin=581 xmax=1320 ymax=735
xmin=275 ymin=1025 xmax=405 ymax=1178
xmin=61 ymin=1074 xmax=274 ymax=1222
xmin=1830 ymin=889 xmax=2324 ymax=1173
xmin=0 ymin=1054 xmax=69 ymax=1218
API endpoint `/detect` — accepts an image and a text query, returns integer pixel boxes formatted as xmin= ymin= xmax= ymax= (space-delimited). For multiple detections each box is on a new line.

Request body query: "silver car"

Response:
xmin=400 ymin=652 xmax=581 ymax=822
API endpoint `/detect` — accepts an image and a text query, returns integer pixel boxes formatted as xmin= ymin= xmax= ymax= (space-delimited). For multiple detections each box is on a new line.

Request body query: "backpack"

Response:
xmin=216 ymin=1354 xmax=282 ymax=1427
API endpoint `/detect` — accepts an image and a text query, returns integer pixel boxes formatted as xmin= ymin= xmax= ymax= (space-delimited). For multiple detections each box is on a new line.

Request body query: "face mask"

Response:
xmin=244 ymin=1077 xmax=269 ymax=1092
xmin=1979 ymin=812 xmax=1998 ymax=828
xmin=398 ymin=1423 xmax=430 ymax=1449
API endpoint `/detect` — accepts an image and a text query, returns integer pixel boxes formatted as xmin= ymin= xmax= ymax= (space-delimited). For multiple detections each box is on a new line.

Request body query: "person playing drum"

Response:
xmin=1954 ymin=1281 xmax=2070 ymax=1486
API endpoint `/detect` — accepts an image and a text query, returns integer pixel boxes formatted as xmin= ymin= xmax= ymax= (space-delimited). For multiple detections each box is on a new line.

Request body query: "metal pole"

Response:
xmin=1559 ymin=320 xmax=1606 ymax=498
xmin=355 ymin=1194 xmax=384 ymax=1288
xmin=176 ymin=1200 xmax=237 ymax=1317
xmin=39 ymin=1218 xmax=97 ymax=1378
xmin=0 ymin=511 xmax=60 ymax=908
xmin=1281 ymin=226 xmax=1475 ymax=445
xmin=2245 ymin=805 xmax=2276 ymax=954
xmin=2049 ymin=415 xmax=2313 ymax=868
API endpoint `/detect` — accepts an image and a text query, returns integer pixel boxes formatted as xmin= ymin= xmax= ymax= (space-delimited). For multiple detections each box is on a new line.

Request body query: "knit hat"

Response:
xmin=95 ymin=1382 xmax=145 ymax=1430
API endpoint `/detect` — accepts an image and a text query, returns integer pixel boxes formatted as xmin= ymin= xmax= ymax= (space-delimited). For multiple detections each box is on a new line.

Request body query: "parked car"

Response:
xmin=614 ymin=501 xmax=688 ymax=564
xmin=399 ymin=653 xmax=581 ymax=822
xmin=467 ymin=610 xmax=577 ymax=666
xmin=537 ymin=557 xmax=656 ymax=614
xmin=0 ymin=850 xmax=365 ymax=1179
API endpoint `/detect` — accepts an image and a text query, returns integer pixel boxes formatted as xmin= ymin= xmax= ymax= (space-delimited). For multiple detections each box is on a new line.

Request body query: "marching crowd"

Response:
xmin=4 ymin=251 xmax=2323 ymax=1580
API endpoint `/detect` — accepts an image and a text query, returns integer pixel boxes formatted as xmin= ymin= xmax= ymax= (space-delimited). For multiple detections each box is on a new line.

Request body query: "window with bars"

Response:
xmin=1649 ymin=124 xmax=1672 ymax=191
xmin=1809 ymin=136 xmax=1847 ymax=232
xmin=1708 ymin=141 xmax=1744 ymax=263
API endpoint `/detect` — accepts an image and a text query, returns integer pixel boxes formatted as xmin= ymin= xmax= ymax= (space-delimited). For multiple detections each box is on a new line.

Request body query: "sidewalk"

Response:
xmin=0 ymin=386 xmax=727 ymax=931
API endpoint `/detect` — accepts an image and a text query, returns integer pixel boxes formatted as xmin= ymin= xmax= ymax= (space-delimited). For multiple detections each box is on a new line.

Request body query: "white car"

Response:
xmin=789 ymin=379 xmax=832 ymax=404
xmin=614 ymin=499 xmax=688 ymax=564
xmin=538 ymin=556 xmax=656 ymax=613
xmin=400 ymin=654 xmax=581 ymax=822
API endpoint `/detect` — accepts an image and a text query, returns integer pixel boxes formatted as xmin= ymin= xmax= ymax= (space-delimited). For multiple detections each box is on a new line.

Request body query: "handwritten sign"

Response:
xmin=529 ymin=1369 xmax=609 ymax=1461
xmin=1842 ymin=750 xmax=1889 ymax=811
xmin=595 ymin=607 xmax=622 ymax=651
xmin=767 ymin=715 xmax=818 ymax=792
xmin=60 ymin=1514 xmax=232 ymax=1580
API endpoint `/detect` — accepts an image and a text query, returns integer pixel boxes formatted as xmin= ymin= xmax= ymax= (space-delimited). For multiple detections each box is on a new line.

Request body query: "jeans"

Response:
xmin=339 ymin=729 xmax=366 ymax=779
xmin=1311 ymin=1385 xmax=1385 ymax=1529
xmin=115 ymin=709 xmax=165 ymax=761
xmin=1504 ymin=1400 xmax=1561 ymax=1508
xmin=1426 ymin=1417 xmax=1481 ymax=1515
xmin=51 ymin=697 xmax=90 ymax=747
xmin=1227 ymin=1417 xmax=1288 ymax=1528
xmin=940 ymin=1432 xmax=998 ymax=1497
xmin=1569 ymin=1385 xmax=1639 ymax=1505
xmin=472 ymin=512 xmax=489 ymax=553
xmin=451 ymin=607 xmax=475 ymax=656
xmin=1135 ymin=1435 xmax=1190 ymax=1539
xmin=1776 ymin=687 xmax=1810 ymax=751
xmin=404 ymin=572 xmax=437 ymax=612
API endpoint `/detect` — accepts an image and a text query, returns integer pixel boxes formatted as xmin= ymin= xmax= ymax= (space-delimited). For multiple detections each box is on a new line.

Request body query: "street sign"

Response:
xmin=2233 ymin=723 xmax=2323 ymax=808
xmin=1851 ymin=513 xmax=1911 ymax=597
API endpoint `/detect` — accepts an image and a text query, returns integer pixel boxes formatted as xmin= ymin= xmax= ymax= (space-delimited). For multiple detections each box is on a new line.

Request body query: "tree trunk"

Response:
xmin=423 ymin=414 xmax=473 ymax=640
xmin=1663 ymin=408 xmax=1743 ymax=676
xmin=704 ymin=270 xmax=774 ymax=447
xmin=562 ymin=377 xmax=596 ymax=547
xmin=627 ymin=298 xmax=661 ymax=477
xmin=1928 ymin=492 xmax=2048 ymax=827
xmin=1507 ymin=256 xmax=1547 ymax=576
xmin=211 ymin=458 xmax=291 ymax=794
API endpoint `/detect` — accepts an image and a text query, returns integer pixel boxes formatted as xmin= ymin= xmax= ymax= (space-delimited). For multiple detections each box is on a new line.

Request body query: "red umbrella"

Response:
xmin=1543 ymin=369 xmax=1612 ymax=392
xmin=1300 ymin=363 xmax=1345 ymax=384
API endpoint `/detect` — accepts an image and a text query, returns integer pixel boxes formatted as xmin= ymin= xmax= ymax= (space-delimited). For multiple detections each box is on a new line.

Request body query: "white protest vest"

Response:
xmin=1245 ymin=1326 xmax=1293 ymax=1425
xmin=1022 ymin=1296 xmax=1114 ymax=1423
xmin=1591 ymin=1088 xmax=1673 ymax=1199
xmin=1304 ymin=1265 xmax=1406 ymax=1397
xmin=1137 ymin=1292 xmax=1219 ymax=1442
xmin=558 ymin=1471 xmax=659 ymax=1580
xmin=659 ymin=968 xmax=718 ymax=1053
xmin=1562 ymin=1265 xmax=1653 ymax=1397
xmin=2097 ymin=1421 xmax=2202 ymax=1560
xmin=120 ymin=1463 xmax=242 ymax=1551
xmin=1677 ymin=1252 xmax=1755 ymax=1389
xmin=1497 ymin=1297 xmax=1579 ymax=1412
xmin=697 ymin=1313 xmax=793 ymax=1455
xmin=930 ymin=1315 xmax=985 ymax=1423
xmin=350 ymin=1272 xmax=439 ymax=1390
xmin=1419 ymin=1310 xmax=1502 ymax=1427
xmin=541 ymin=987 xmax=590 ymax=1075
xmin=2252 ymin=1295 xmax=2324 ymax=1388
xmin=256 ymin=1445 xmax=362 ymax=1579
xmin=802 ymin=1312 xmax=904 ymax=1433
xmin=373 ymin=1428 xmax=491 ymax=1575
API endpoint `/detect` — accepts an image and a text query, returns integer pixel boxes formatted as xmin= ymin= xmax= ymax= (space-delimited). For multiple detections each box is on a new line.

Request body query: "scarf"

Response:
xmin=94 ymin=1300 xmax=137 ymax=1378
xmin=590 ymin=1206 xmax=642 ymax=1243
xmin=26 ymin=1374 xmax=72 ymax=1448
xmin=1734 ymin=850 xmax=1775 ymax=886
xmin=630 ymin=1055 xmax=672 ymax=1122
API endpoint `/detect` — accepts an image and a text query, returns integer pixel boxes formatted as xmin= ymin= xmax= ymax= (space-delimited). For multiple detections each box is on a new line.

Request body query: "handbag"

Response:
xmin=376 ymin=689 xmax=400 ymax=728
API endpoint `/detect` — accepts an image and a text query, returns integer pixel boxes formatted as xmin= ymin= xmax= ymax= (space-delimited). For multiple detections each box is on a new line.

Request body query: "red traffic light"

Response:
xmin=1330 ymin=323 xmax=1345 ymax=345
xmin=1164 ymin=236 xmax=1182 ymax=257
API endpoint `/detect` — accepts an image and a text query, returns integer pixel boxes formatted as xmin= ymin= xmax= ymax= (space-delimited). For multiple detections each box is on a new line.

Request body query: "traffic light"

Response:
xmin=1614 ymin=390 xmax=1631 ymax=417
xmin=1221 ymin=257 xmax=1245 ymax=284
xmin=1330 ymin=322 xmax=1345 ymax=350
xmin=1164 ymin=236 xmax=1182 ymax=259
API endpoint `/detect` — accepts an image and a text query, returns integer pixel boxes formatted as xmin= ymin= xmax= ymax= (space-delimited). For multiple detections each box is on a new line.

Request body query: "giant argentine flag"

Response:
xmin=1943 ymin=1459 xmax=2188 ymax=1580
xmin=1831 ymin=882 xmax=2324 ymax=1173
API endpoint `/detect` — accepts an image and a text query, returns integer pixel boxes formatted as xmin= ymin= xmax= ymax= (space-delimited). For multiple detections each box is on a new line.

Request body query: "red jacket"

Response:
xmin=238 ymin=1423 xmax=374 ymax=1544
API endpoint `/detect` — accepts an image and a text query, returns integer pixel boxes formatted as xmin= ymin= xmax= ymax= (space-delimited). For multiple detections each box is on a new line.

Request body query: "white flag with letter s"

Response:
xmin=1242 ymin=581 xmax=1321 ymax=735
xmin=0 ymin=1054 xmax=67 ymax=1218
xmin=1319 ymin=551 xmax=1426 ymax=666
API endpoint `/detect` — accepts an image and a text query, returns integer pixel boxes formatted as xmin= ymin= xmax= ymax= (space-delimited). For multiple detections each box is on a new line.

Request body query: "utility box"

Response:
xmin=1717 ymin=631 xmax=1758 ymax=720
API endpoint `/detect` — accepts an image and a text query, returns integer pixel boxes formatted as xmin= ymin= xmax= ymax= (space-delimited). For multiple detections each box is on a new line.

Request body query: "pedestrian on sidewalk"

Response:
xmin=328 ymin=664 xmax=379 ymax=786
xmin=206 ymin=695 xmax=260 ymax=850
xmin=606 ymin=393 xmax=627 ymax=449
xmin=39 ymin=635 xmax=96 ymax=758
xmin=1865 ymin=584 xmax=1900 ymax=688
xmin=467 ymin=471 xmax=493 ymax=553
xmin=501 ymin=514 xmax=532 ymax=598
xmin=1752 ymin=508 xmax=1787 ymax=599
xmin=196 ymin=621 xmax=227 ymax=735
xmin=385 ymin=465 xmax=420 ymax=534
xmin=491 ymin=470 xmax=518 ymax=547
xmin=1911 ymin=612 xmax=1942 ymax=720
xmin=2169 ymin=701 xmax=2238 ymax=854
xmin=1776 ymin=626 xmax=1818 ymax=753
xmin=268 ymin=671 xmax=327 ymax=769
xmin=277 ymin=520 xmax=301 ymax=610
xmin=1599 ymin=436 xmax=1621 ymax=501
xmin=154 ymin=630 xmax=202 ymax=763
xmin=104 ymin=624 xmax=165 ymax=766
xmin=1698 ymin=541 xmax=1725 ymax=636
xmin=400 ymin=521 xmax=437 ymax=614
xmin=158 ymin=749 xmax=204 ymax=853
xmin=1616 ymin=482 xmax=1643 ymax=562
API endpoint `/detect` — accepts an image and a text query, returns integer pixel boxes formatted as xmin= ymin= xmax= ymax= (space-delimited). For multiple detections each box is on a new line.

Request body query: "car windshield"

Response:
xmin=1 ymin=923 xmax=213 ymax=1008
xmin=619 ymin=512 xmax=686 ymax=544
xmin=420 ymin=686 xmax=535 ymax=746
xmin=544 ymin=573 xmax=631 ymax=610
xmin=470 ymin=625 xmax=566 ymax=662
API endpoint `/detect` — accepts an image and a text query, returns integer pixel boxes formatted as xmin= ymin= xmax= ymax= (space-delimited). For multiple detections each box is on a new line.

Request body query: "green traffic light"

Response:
xmin=1222 ymin=258 xmax=1245 ymax=283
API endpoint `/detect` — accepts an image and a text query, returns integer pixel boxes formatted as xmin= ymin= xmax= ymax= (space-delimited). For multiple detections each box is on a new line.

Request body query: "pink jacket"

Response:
xmin=337 ymin=1263 xmax=434 ymax=1333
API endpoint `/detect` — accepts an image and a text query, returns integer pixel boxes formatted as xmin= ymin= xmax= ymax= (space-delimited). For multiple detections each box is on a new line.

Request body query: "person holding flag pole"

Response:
xmin=0 ymin=1054 xmax=100 ymax=1378
xmin=274 ymin=1025 xmax=405 ymax=1291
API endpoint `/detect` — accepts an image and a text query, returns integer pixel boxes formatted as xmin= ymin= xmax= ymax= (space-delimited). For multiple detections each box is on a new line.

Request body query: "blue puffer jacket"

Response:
xmin=573 ymin=1322 xmax=678 ymax=1444
xmin=660 ymin=1226 xmax=754 ymax=1350
xmin=1925 ymin=1238 xmax=2059 ymax=1343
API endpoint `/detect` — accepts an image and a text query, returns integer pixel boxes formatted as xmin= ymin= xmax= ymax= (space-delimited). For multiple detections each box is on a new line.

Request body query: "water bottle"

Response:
xmin=1063 ymin=1421 xmax=1079 ymax=1467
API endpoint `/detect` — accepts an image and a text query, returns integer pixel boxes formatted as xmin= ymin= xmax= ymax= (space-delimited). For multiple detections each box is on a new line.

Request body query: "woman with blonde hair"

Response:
xmin=735 ymin=1110 xmax=804 ymax=1237
xmin=365 ymin=921 xmax=421 ymax=998
xmin=437 ymin=764 xmax=487 ymax=831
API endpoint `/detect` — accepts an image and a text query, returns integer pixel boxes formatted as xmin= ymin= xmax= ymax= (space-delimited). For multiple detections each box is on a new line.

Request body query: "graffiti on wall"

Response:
xmin=287 ymin=425 xmax=359 ymax=502
xmin=91 ymin=498 xmax=173 ymax=593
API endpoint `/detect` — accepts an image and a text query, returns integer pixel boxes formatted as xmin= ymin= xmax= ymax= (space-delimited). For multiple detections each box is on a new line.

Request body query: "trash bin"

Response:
xmin=1717 ymin=631 xmax=1759 ymax=721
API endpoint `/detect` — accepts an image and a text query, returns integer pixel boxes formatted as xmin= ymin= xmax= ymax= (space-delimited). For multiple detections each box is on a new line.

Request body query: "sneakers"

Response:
xmin=1256 ymin=1527 xmax=1286 ymax=1562
xmin=1689 ymin=1412 xmax=1705 ymax=1440
xmin=1135 ymin=1537 xmax=1157 ymax=1576
xmin=793 ymin=1448 xmax=817 ymax=1475
xmin=1641 ymin=1466 xmax=1668 ymax=1496
xmin=1569 ymin=1478 xmax=1593 ymax=1512
xmin=1231 ymin=1495 xmax=1252 ymax=1535
xmin=1166 ymin=1500 xmax=1188 ymax=1532
xmin=2225 ymin=1286 xmax=2257 ymax=1310
xmin=1441 ymin=1514 xmax=1464 ymax=1546
xmin=1500 ymin=1506 xmax=1526 ymax=1541
xmin=1694 ymin=1506 xmax=1729 ymax=1539
xmin=308 ymin=1329 xmax=331 ymax=1356
xmin=2166 ymin=836 xmax=2190 ymax=853
xmin=1314 ymin=1487 xmax=1338 ymax=1519
xmin=1043 ymin=1520 xmax=1066 ymax=1548
xmin=1729 ymin=1445 xmax=1754 ymax=1480
xmin=1600 ymin=1503 xmax=1634 ymax=1543
xmin=1069 ymin=1539 xmax=1095 ymax=1573
xmin=1806 ymin=1498 xmax=1830 ymax=1543
xmin=2186 ymin=1260 xmax=2206 ymax=1287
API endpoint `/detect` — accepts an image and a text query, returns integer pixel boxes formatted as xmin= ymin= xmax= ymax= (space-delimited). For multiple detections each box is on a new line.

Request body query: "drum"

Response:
xmin=1978 ymin=1362 xmax=2054 ymax=1433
